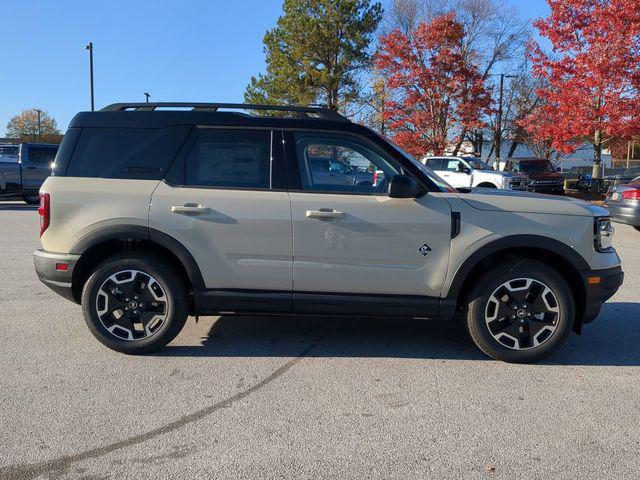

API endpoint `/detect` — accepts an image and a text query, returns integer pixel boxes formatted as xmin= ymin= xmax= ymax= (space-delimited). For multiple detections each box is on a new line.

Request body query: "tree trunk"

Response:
xmin=472 ymin=130 xmax=483 ymax=157
xmin=592 ymin=130 xmax=602 ymax=179
xmin=507 ymin=140 xmax=519 ymax=158
xmin=451 ymin=128 xmax=467 ymax=156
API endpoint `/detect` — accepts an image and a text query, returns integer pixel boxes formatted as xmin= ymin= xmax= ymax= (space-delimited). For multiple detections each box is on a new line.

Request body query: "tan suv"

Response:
xmin=34 ymin=103 xmax=623 ymax=363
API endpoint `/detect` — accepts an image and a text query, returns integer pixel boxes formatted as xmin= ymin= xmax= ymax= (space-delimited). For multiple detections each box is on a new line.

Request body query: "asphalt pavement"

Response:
xmin=0 ymin=200 xmax=639 ymax=479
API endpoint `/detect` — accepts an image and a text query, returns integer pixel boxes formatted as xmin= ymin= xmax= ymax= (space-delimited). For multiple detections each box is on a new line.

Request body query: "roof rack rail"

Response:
xmin=100 ymin=102 xmax=348 ymax=122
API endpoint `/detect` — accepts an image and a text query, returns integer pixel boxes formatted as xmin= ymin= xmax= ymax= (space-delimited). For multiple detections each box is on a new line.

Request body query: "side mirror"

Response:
xmin=389 ymin=174 xmax=425 ymax=198
xmin=457 ymin=162 xmax=469 ymax=173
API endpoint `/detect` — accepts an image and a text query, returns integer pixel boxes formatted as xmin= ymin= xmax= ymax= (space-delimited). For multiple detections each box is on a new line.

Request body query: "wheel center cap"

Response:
xmin=128 ymin=300 xmax=138 ymax=309
xmin=516 ymin=309 xmax=527 ymax=318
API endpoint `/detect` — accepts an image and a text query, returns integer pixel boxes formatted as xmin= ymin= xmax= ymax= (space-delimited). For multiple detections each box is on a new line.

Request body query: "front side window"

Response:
xmin=294 ymin=133 xmax=400 ymax=194
xmin=445 ymin=159 xmax=467 ymax=172
xmin=28 ymin=146 xmax=58 ymax=164
xmin=185 ymin=129 xmax=271 ymax=189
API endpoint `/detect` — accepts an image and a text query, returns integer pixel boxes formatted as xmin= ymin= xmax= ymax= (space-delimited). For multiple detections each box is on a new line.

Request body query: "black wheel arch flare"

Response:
xmin=70 ymin=226 xmax=206 ymax=297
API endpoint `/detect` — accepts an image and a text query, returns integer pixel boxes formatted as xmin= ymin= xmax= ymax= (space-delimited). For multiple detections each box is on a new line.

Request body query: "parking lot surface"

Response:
xmin=0 ymin=200 xmax=639 ymax=479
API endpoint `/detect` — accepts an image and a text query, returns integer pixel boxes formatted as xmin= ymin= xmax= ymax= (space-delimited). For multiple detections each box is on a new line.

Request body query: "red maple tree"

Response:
xmin=375 ymin=13 xmax=490 ymax=158
xmin=523 ymin=0 xmax=640 ymax=177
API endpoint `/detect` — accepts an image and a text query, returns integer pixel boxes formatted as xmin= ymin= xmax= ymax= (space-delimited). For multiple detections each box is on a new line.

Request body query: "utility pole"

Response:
xmin=495 ymin=73 xmax=515 ymax=167
xmin=144 ymin=92 xmax=151 ymax=103
xmin=85 ymin=42 xmax=95 ymax=111
xmin=35 ymin=109 xmax=42 ymax=140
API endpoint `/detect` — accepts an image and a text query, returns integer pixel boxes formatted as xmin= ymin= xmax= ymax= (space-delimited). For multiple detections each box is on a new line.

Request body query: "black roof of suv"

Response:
xmin=70 ymin=102 xmax=354 ymax=130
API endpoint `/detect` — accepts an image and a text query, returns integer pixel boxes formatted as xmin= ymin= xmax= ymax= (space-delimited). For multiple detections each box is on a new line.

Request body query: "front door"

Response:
xmin=438 ymin=158 xmax=472 ymax=188
xmin=286 ymin=132 xmax=452 ymax=316
xmin=149 ymin=128 xmax=292 ymax=312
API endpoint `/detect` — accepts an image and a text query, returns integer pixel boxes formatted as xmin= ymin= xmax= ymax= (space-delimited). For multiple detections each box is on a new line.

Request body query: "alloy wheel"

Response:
xmin=484 ymin=277 xmax=560 ymax=350
xmin=95 ymin=270 xmax=169 ymax=341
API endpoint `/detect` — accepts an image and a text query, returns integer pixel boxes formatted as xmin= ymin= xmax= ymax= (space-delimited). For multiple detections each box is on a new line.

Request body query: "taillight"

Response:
xmin=621 ymin=189 xmax=640 ymax=200
xmin=373 ymin=171 xmax=379 ymax=186
xmin=38 ymin=193 xmax=50 ymax=237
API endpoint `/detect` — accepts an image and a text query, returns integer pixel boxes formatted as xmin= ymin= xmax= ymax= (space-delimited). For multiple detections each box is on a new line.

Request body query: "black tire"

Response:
xmin=81 ymin=252 xmax=189 ymax=354
xmin=22 ymin=195 xmax=40 ymax=205
xmin=465 ymin=259 xmax=574 ymax=363
xmin=634 ymin=226 xmax=640 ymax=232
xmin=476 ymin=183 xmax=497 ymax=189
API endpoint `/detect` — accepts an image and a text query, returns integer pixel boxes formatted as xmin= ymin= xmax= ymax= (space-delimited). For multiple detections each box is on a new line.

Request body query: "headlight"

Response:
xmin=502 ymin=177 xmax=511 ymax=189
xmin=594 ymin=217 xmax=614 ymax=252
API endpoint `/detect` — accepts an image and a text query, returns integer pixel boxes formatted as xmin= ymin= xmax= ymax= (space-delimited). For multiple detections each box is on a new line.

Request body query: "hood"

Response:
xmin=457 ymin=188 xmax=609 ymax=217
xmin=481 ymin=170 xmax=526 ymax=178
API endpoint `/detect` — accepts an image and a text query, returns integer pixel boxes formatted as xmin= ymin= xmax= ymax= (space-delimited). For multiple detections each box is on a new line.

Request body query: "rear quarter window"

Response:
xmin=65 ymin=126 xmax=191 ymax=179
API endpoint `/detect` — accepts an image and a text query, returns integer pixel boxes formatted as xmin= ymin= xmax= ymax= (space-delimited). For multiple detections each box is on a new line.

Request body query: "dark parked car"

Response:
xmin=0 ymin=143 xmax=59 ymax=203
xmin=604 ymin=176 xmax=640 ymax=231
xmin=503 ymin=158 xmax=565 ymax=195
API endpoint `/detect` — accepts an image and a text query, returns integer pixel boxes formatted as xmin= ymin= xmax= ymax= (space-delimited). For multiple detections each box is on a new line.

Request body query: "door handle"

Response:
xmin=171 ymin=204 xmax=210 ymax=215
xmin=306 ymin=209 xmax=345 ymax=219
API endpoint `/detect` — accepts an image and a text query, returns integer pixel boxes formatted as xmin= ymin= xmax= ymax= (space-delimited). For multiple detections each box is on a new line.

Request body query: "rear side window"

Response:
xmin=425 ymin=158 xmax=445 ymax=170
xmin=66 ymin=126 xmax=190 ymax=179
xmin=184 ymin=129 xmax=271 ymax=189
xmin=27 ymin=146 xmax=58 ymax=164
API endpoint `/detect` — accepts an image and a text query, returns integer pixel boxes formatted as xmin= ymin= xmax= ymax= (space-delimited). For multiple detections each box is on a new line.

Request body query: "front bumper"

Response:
xmin=527 ymin=184 xmax=565 ymax=195
xmin=580 ymin=265 xmax=624 ymax=325
xmin=33 ymin=249 xmax=80 ymax=303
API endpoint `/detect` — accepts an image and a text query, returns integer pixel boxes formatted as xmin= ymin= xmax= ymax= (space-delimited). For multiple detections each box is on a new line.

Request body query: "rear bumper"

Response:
xmin=604 ymin=202 xmax=640 ymax=227
xmin=580 ymin=265 xmax=624 ymax=324
xmin=33 ymin=249 xmax=80 ymax=303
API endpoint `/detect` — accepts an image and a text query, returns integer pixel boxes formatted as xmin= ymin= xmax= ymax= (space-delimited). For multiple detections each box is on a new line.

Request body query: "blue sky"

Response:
xmin=0 ymin=0 xmax=550 ymax=135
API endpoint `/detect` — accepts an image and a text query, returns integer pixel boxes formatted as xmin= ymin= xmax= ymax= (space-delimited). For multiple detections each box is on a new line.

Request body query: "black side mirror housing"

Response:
xmin=388 ymin=174 xmax=426 ymax=198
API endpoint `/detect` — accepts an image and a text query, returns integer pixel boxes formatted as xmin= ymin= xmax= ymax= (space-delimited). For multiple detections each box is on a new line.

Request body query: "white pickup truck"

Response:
xmin=423 ymin=156 xmax=527 ymax=190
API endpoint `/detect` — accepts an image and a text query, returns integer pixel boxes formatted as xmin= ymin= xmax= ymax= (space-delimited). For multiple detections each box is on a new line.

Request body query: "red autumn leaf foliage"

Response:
xmin=522 ymin=0 xmax=640 ymax=161
xmin=375 ymin=13 xmax=490 ymax=158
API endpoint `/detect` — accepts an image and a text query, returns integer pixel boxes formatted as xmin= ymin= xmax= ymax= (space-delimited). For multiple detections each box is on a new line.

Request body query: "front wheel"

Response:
xmin=81 ymin=252 xmax=189 ymax=354
xmin=465 ymin=259 xmax=574 ymax=363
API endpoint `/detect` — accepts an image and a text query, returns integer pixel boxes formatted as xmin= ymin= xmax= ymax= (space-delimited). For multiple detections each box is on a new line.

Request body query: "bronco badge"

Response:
xmin=418 ymin=243 xmax=432 ymax=256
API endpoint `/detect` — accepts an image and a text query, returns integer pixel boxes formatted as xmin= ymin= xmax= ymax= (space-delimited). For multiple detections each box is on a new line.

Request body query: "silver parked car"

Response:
xmin=604 ymin=176 xmax=640 ymax=231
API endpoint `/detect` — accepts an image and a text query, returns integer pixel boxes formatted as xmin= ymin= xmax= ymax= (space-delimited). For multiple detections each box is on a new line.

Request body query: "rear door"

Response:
xmin=286 ymin=131 xmax=452 ymax=316
xmin=0 ymin=145 xmax=20 ymax=193
xmin=20 ymin=144 xmax=58 ymax=190
xmin=149 ymin=127 xmax=293 ymax=312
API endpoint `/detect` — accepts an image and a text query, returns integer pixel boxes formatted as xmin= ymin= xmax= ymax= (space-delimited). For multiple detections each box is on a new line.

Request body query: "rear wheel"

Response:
xmin=465 ymin=259 xmax=574 ymax=363
xmin=81 ymin=252 xmax=189 ymax=354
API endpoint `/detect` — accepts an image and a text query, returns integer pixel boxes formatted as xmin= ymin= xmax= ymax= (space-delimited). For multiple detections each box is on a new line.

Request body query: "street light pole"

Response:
xmin=144 ymin=92 xmax=151 ymax=103
xmin=35 ymin=109 xmax=42 ymax=140
xmin=85 ymin=42 xmax=95 ymax=111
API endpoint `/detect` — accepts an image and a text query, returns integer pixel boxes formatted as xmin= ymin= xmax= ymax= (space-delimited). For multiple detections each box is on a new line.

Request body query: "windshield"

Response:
xmin=466 ymin=158 xmax=493 ymax=170
xmin=377 ymin=134 xmax=456 ymax=192
xmin=517 ymin=160 xmax=552 ymax=172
